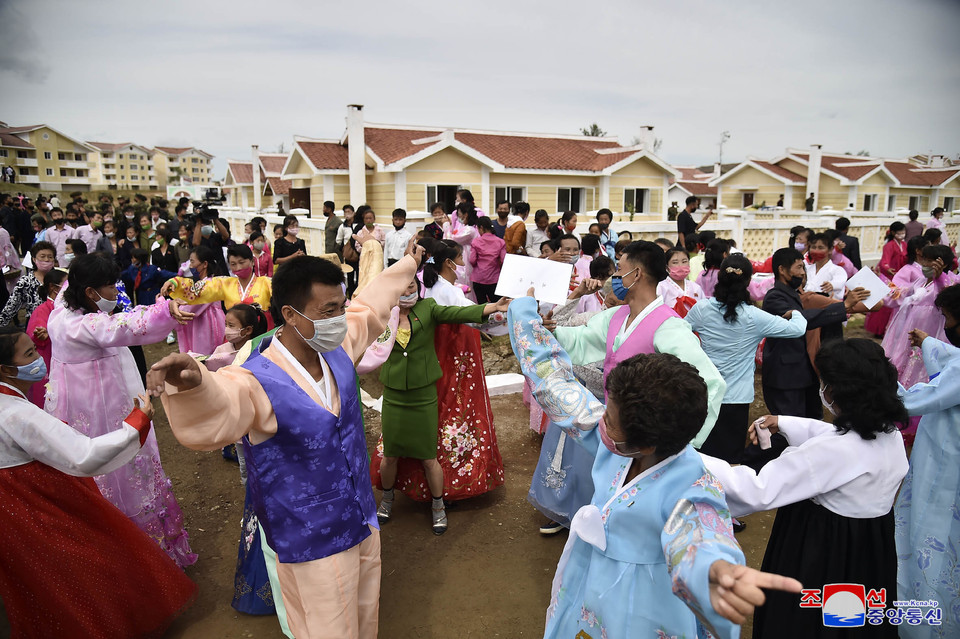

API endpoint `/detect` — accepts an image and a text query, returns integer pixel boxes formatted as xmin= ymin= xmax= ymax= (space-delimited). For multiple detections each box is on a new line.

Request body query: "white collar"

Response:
xmin=271 ymin=333 xmax=334 ymax=410
xmin=601 ymin=451 xmax=682 ymax=512
xmin=617 ymin=296 xmax=665 ymax=340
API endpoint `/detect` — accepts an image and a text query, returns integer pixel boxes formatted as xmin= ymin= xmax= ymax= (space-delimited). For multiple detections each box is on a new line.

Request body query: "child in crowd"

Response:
xmin=654 ymin=237 xmax=674 ymax=253
xmin=703 ymin=339 xmax=909 ymax=638
xmin=525 ymin=209 xmax=551 ymax=257
xmin=657 ymin=247 xmax=705 ymax=317
xmin=695 ymin=238 xmax=729 ymax=297
xmin=384 ymin=208 xmax=412 ymax=267
xmin=508 ymin=294 xmax=801 ymax=638
xmin=469 ymin=216 xmax=506 ymax=303
xmin=25 ymin=268 xmax=67 ymax=408
xmin=248 ymin=230 xmax=273 ymax=277
xmin=574 ymin=233 xmax=601 ymax=283
xmin=803 ymin=232 xmax=847 ymax=301
xmin=122 ymin=248 xmax=178 ymax=306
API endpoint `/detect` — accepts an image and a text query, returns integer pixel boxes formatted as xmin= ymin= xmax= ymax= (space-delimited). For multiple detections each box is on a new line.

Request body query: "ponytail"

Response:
xmin=422 ymin=239 xmax=462 ymax=289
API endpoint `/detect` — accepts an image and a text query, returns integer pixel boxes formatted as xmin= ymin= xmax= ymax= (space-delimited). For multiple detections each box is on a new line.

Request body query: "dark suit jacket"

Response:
xmin=379 ymin=298 xmax=485 ymax=391
xmin=761 ymin=281 xmax=847 ymax=389
xmin=839 ymin=233 xmax=862 ymax=270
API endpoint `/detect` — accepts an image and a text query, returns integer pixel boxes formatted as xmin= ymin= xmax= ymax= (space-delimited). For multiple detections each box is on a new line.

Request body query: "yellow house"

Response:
xmin=153 ymin=147 xmax=214 ymax=189
xmin=279 ymin=105 xmax=679 ymax=221
xmin=711 ymin=159 xmax=806 ymax=209
xmin=0 ymin=124 xmax=98 ymax=191
xmin=223 ymin=152 xmax=291 ymax=211
xmin=86 ymin=142 xmax=157 ymax=190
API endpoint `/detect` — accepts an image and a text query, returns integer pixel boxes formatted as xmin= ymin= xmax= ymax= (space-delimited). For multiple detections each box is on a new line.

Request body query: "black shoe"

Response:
xmin=539 ymin=520 xmax=564 ymax=535
xmin=221 ymin=444 xmax=239 ymax=463
xmin=732 ymin=518 xmax=747 ymax=533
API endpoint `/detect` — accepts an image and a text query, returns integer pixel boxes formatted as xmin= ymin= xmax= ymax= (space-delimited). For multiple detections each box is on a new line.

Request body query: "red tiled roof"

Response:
xmin=754 ymin=160 xmax=805 ymax=183
xmin=823 ymin=160 xmax=878 ymax=181
xmin=454 ymin=132 xmax=628 ymax=171
xmin=0 ymin=131 xmax=33 ymax=148
xmin=676 ymin=166 xmax=713 ymax=181
xmin=298 ymin=141 xmax=349 ymax=170
xmin=228 ymin=161 xmax=254 ymax=184
xmin=155 ymin=146 xmax=192 ymax=155
xmin=87 ymin=141 xmax=131 ymax=152
xmin=677 ymin=181 xmax=717 ymax=196
xmin=885 ymin=161 xmax=960 ymax=187
xmin=259 ymin=154 xmax=288 ymax=175
xmin=0 ymin=125 xmax=43 ymax=134
xmin=364 ymin=128 xmax=437 ymax=165
xmin=265 ymin=177 xmax=290 ymax=196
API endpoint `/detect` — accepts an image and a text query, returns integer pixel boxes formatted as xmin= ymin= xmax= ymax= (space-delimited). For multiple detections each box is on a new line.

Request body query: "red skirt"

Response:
xmin=0 ymin=461 xmax=197 ymax=639
xmin=371 ymin=323 xmax=505 ymax=501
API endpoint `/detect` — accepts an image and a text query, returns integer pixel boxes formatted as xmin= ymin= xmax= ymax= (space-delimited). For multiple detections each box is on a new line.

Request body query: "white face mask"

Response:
xmin=819 ymin=385 xmax=838 ymax=416
xmin=63 ymin=253 xmax=75 ymax=264
xmin=93 ymin=290 xmax=118 ymax=313
xmin=291 ymin=307 xmax=348 ymax=353
xmin=398 ymin=291 xmax=418 ymax=308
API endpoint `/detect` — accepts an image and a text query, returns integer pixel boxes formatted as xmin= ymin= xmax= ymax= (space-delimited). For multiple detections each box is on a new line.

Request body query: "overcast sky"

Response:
xmin=2 ymin=0 xmax=958 ymax=178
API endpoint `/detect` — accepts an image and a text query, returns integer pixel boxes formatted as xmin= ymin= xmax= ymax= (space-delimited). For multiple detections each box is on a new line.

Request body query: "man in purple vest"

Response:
xmin=149 ymin=245 xmax=425 ymax=639
xmin=552 ymin=240 xmax=726 ymax=449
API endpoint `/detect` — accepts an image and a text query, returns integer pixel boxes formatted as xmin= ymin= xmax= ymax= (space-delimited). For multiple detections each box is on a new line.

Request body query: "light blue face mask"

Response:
xmin=13 ymin=356 xmax=47 ymax=382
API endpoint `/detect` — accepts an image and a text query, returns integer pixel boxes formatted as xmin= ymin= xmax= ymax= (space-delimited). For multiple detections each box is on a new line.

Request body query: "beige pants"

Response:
xmin=276 ymin=528 xmax=382 ymax=639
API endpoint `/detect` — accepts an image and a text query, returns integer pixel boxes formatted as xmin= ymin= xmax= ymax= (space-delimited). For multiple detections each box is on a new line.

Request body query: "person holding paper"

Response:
xmin=803 ymin=232 xmax=847 ymax=301
xmin=549 ymin=240 xmax=726 ymax=451
xmin=371 ymin=273 xmax=509 ymax=535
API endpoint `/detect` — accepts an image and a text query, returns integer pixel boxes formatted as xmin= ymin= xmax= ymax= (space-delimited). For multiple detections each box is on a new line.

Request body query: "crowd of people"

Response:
xmin=0 ymin=187 xmax=957 ymax=638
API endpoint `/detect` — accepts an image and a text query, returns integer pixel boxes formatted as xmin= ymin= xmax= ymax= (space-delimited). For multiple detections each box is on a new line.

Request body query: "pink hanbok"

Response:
xmin=175 ymin=301 xmax=225 ymax=356
xmin=881 ymin=273 xmax=958 ymax=389
xmin=695 ymin=267 xmax=719 ymax=298
xmin=46 ymin=293 xmax=197 ymax=568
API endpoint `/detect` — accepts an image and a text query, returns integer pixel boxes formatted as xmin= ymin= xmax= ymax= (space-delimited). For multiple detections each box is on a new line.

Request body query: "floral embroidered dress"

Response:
xmin=166 ymin=274 xmax=274 ymax=330
xmin=896 ymin=338 xmax=960 ymax=639
xmin=507 ymin=297 xmax=744 ymax=639
xmin=46 ymin=292 xmax=197 ymax=568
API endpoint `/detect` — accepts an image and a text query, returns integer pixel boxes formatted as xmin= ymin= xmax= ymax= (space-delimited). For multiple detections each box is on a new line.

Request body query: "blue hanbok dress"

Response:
xmin=508 ymin=297 xmax=746 ymax=639
xmin=231 ymin=480 xmax=276 ymax=615
xmin=896 ymin=337 xmax=960 ymax=638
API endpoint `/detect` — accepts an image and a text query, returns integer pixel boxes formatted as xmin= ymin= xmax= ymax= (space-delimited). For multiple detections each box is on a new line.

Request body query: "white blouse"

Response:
xmin=701 ymin=416 xmax=908 ymax=519
xmin=424 ymin=276 xmax=472 ymax=308
xmin=0 ymin=385 xmax=145 ymax=474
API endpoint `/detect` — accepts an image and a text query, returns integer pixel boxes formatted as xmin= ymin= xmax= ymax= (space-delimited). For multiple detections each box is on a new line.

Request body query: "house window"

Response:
xmin=130 ymin=164 xmax=138 ymax=170
xmin=131 ymin=175 xmax=138 ymax=181
xmin=46 ymin=168 xmax=53 ymax=176
xmin=119 ymin=154 xmax=124 ymax=159
xmin=76 ymin=170 xmax=85 ymax=177
xmin=623 ymin=188 xmax=648 ymax=214
xmin=887 ymin=195 xmax=896 ymax=212
xmin=557 ymin=187 xmax=584 ymax=213
xmin=58 ymin=152 xmax=68 ymax=161
xmin=60 ymin=169 xmax=67 ymax=177
xmin=742 ymin=192 xmax=755 ymax=208
xmin=494 ymin=186 xmax=526 ymax=205
xmin=74 ymin=153 xmax=83 ymax=161
xmin=119 ymin=165 xmax=124 ymax=170
xmin=43 ymin=151 xmax=52 ymax=160
xmin=908 ymin=196 xmax=920 ymax=210
xmin=426 ymin=185 xmax=461 ymax=212
xmin=862 ymin=194 xmax=877 ymax=211
xmin=944 ymin=197 xmax=956 ymax=213
xmin=192 ymin=158 xmax=198 ymax=163
xmin=0 ymin=150 xmax=6 ymax=157
xmin=17 ymin=150 xmax=29 ymax=159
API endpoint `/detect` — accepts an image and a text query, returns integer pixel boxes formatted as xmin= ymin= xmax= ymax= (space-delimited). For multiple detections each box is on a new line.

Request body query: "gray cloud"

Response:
xmin=0 ymin=0 xmax=51 ymax=83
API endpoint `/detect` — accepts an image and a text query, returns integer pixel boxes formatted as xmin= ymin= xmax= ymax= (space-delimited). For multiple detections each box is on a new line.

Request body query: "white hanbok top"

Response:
xmin=804 ymin=260 xmax=847 ymax=301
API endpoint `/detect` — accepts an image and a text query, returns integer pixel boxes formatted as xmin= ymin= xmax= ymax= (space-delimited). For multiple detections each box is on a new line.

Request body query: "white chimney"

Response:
xmin=931 ymin=154 xmax=946 ymax=168
xmin=347 ymin=105 xmax=367 ymax=210
xmin=713 ymin=162 xmax=721 ymax=179
xmin=252 ymin=144 xmax=261 ymax=212
xmin=637 ymin=125 xmax=655 ymax=152
xmin=806 ymin=144 xmax=822 ymax=210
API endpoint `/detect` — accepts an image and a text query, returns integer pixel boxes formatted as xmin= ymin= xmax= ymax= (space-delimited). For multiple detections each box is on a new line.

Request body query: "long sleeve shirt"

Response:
xmin=468 ymin=232 xmax=506 ymax=284
xmin=0 ymin=272 xmax=42 ymax=326
xmin=701 ymin=416 xmax=908 ymax=519
xmin=383 ymin=226 xmax=413 ymax=266
xmin=685 ymin=299 xmax=807 ymax=403
xmin=804 ymin=260 xmax=847 ymax=301
xmin=525 ymin=227 xmax=550 ymax=257
xmin=160 ymin=255 xmax=419 ymax=450
xmin=554 ymin=299 xmax=726 ymax=448
xmin=0 ymin=384 xmax=150 ymax=473
xmin=76 ymin=224 xmax=104 ymax=254
xmin=46 ymin=225 xmax=78 ymax=267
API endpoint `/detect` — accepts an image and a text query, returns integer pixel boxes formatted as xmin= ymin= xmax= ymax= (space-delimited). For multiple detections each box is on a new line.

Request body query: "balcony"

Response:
xmin=19 ymin=174 xmax=40 ymax=184
xmin=16 ymin=158 xmax=37 ymax=167
xmin=66 ymin=176 xmax=90 ymax=184
xmin=64 ymin=161 xmax=93 ymax=169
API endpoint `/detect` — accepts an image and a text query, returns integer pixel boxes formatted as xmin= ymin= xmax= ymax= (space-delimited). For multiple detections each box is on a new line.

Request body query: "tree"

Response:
xmin=580 ymin=123 xmax=607 ymax=137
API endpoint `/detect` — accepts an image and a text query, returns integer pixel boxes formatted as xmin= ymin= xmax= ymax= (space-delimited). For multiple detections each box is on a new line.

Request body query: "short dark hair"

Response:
xmin=772 ymin=247 xmax=803 ymax=278
xmin=714 ymin=255 xmax=753 ymax=321
xmin=581 ymin=233 xmax=601 ymax=256
xmin=429 ymin=202 xmax=445 ymax=214
xmin=0 ymin=326 xmax=25 ymax=367
xmin=815 ymin=339 xmax=905 ymax=440
xmin=921 ymin=243 xmax=954 ymax=269
xmin=271 ymin=255 xmax=345 ymax=324
xmin=596 ymin=208 xmax=613 ymax=223
xmin=540 ymin=239 xmax=555 ymax=253
xmin=922 ymin=228 xmax=942 ymax=243
xmin=808 ymin=232 xmax=831 ymax=249
xmin=30 ymin=241 xmax=55 ymax=260
xmin=391 ymin=208 xmax=406 ymax=219
xmin=495 ymin=199 xmax=510 ymax=209
xmin=39 ymin=269 xmax=67 ymax=299
xmin=228 ymin=243 xmax=253 ymax=261
xmin=67 ymin=239 xmax=88 ymax=256
xmin=324 ymin=201 xmax=335 ymax=210
xmin=835 ymin=217 xmax=851 ymax=231
xmin=342 ymin=204 xmax=355 ymax=213
xmin=684 ymin=195 xmax=698 ymax=206
xmin=559 ymin=233 xmax=580 ymax=249
xmin=514 ymin=201 xmax=530 ymax=216
xmin=589 ymin=255 xmax=614 ymax=279
xmin=606 ymin=353 xmax=707 ymax=456
xmin=905 ymin=236 xmax=929 ymax=264
xmin=621 ymin=240 xmax=667 ymax=282
xmin=63 ymin=252 xmax=120 ymax=312
xmin=935 ymin=283 xmax=960 ymax=318
xmin=908 ymin=209 xmax=919 ymax=221
xmin=534 ymin=209 xmax=549 ymax=222
xmin=131 ymin=248 xmax=149 ymax=264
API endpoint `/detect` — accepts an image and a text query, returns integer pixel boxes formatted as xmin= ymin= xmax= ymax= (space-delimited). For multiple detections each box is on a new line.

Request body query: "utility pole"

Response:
xmin=719 ymin=131 xmax=731 ymax=166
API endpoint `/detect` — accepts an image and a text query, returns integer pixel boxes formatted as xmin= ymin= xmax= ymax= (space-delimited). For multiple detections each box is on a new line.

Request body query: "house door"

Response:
xmin=289 ymin=187 xmax=310 ymax=212
xmin=742 ymin=192 xmax=755 ymax=208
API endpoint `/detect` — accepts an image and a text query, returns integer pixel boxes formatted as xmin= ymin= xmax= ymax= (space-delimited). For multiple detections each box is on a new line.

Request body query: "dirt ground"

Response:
xmin=1 ymin=320 xmax=879 ymax=639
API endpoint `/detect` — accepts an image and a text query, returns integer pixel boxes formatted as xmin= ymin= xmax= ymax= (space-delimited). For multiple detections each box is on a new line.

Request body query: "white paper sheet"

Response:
xmin=495 ymin=254 xmax=573 ymax=305
xmin=845 ymin=267 xmax=890 ymax=310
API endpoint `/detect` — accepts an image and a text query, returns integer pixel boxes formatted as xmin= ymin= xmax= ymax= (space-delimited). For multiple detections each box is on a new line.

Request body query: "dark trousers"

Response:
xmin=346 ymin=261 xmax=359 ymax=297
xmin=128 ymin=345 xmax=147 ymax=388
xmin=698 ymin=403 xmax=750 ymax=463
xmin=473 ymin=282 xmax=500 ymax=304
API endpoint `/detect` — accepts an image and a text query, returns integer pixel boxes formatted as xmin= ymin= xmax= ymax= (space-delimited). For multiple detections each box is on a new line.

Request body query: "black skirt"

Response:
xmin=754 ymin=499 xmax=898 ymax=639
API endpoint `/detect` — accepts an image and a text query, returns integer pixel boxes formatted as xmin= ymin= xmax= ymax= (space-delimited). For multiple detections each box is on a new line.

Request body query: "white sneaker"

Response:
xmin=166 ymin=332 xmax=176 ymax=345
